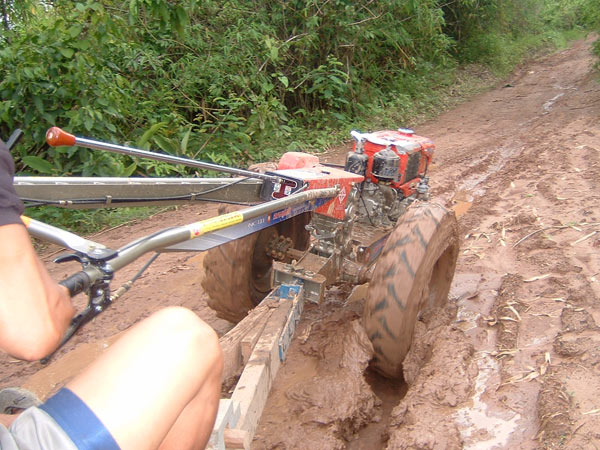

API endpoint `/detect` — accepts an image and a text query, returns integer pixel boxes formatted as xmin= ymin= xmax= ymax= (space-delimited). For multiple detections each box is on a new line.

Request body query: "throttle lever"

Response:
xmin=41 ymin=279 xmax=111 ymax=364
xmin=40 ymin=306 xmax=97 ymax=364
xmin=54 ymin=248 xmax=118 ymax=264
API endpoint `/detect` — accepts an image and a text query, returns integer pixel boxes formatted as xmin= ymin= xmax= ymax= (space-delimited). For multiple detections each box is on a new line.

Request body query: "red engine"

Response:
xmin=266 ymin=128 xmax=434 ymax=226
xmin=342 ymin=128 xmax=434 ymax=225
xmin=344 ymin=128 xmax=434 ymax=198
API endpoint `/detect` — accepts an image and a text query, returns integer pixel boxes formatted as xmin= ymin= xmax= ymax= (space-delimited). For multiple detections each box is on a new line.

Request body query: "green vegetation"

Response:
xmin=1 ymin=0 xmax=599 ymax=231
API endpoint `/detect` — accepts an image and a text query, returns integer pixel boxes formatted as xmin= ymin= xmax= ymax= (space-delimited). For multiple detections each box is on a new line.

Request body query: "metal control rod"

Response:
xmin=24 ymin=186 xmax=339 ymax=274
xmin=111 ymin=186 xmax=339 ymax=272
xmin=45 ymin=127 xmax=280 ymax=183
xmin=14 ymin=176 xmax=264 ymax=207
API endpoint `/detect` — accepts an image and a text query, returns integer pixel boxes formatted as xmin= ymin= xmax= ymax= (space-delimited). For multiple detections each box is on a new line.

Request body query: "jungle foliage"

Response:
xmin=1 ymin=0 xmax=599 ymax=180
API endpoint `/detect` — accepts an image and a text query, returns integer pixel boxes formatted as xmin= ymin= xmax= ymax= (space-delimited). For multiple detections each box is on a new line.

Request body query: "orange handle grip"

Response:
xmin=46 ymin=127 xmax=76 ymax=147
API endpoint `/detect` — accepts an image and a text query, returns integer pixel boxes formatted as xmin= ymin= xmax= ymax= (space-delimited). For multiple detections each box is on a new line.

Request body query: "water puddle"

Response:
xmin=454 ymin=354 xmax=521 ymax=449
xmin=451 ymin=273 xmax=522 ymax=448
xmin=543 ymin=93 xmax=564 ymax=112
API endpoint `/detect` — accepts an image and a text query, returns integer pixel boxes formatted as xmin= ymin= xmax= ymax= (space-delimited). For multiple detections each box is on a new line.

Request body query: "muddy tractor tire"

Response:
xmin=202 ymin=205 xmax=311 ymax=323
xmin=363 ymin=203 xmax=459 ymax=379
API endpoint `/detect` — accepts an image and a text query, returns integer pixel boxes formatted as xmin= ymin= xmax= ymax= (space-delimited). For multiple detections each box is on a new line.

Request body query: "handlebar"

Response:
xmin=32 ymin=184 xmax=339 ymax=362
xmin=59 ymin=271 xmax=92 ymax=297
xmin=17 ymin=127 xmax=341 ymax=363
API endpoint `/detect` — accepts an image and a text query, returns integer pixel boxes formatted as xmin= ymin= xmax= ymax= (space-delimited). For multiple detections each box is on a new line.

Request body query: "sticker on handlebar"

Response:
xmin=187 ymin=212 xmax=244 ymax=238
xmin=20 ymin=215 xmax=32 ymax=227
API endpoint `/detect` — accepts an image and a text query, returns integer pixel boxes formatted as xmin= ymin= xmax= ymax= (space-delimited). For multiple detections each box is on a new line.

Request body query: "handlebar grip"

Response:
xmin=59 ymin=271 xmax=91 ymax=297
xmin=46 ymin=127 xmax=76 ymax=147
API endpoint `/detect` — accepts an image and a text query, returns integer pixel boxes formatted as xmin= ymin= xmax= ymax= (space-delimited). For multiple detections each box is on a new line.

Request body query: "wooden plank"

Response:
xmin=240 ymin=312 xmax=270 ymax=365
xmin=229 ymin=298 xmax=294 ymax=449
xmin=218 ymin=298 xmax=279 ymax=383
xmin=278 ymin=294 xmax=304 ymax=361
xmin=223 ymin=429 xmax=247 ymax=449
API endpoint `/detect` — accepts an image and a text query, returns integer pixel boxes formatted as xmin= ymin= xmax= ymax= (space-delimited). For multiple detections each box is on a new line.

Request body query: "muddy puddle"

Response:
xmin=346 ymin=369 xmax=407 ymax=449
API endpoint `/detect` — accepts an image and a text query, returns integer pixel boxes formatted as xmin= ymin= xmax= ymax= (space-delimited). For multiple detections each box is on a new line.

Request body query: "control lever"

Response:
xmin=4 ymin=129 xmax=24 ymax=151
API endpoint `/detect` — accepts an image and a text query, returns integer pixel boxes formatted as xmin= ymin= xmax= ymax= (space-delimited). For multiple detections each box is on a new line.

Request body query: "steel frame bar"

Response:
xmin=14 ymin=176 xmax=264 ymax=207
xmin=25 ymin=187 xmax=339 ymax=276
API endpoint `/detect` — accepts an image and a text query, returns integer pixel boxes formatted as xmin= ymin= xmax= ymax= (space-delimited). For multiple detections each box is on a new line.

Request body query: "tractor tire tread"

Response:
xmin=363 ymin=202 xmax=459 ymax=379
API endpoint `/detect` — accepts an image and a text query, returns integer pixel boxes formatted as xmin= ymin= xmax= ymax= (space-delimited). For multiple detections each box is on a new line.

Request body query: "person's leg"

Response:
xmin=65 ymin=306 xmax=223 ymax=450
xmin=0 ymin=412 xmax=16 ymax=428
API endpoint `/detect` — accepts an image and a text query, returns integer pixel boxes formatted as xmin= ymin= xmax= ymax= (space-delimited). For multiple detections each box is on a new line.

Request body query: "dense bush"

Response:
xmin=1 ymin=0 xmax=598 ymax=180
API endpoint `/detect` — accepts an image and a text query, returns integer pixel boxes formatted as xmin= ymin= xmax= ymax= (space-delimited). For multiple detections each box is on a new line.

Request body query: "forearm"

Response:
xmin=0 ymin=224 xmax=74 ymax=360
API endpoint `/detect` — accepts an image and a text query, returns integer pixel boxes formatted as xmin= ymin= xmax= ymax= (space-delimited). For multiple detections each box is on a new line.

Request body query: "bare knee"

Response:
xmin=147 ymin=307 xmax=223 ymax=370
xmin=150 ymin=306 xmax=214 ymax=335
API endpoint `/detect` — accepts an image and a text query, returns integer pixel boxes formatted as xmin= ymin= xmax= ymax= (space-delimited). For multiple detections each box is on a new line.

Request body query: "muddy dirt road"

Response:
xmin=1 ymin=36 xmax=599 ymax=449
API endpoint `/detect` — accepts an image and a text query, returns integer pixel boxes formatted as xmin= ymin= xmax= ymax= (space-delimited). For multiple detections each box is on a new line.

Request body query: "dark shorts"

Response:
xmin=2 ymin=388 xmax=120 ymax=450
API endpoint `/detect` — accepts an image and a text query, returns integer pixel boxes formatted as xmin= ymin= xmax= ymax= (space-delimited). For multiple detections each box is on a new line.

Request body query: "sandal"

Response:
xmin=0 ymin=388 xmax=41 ymax=414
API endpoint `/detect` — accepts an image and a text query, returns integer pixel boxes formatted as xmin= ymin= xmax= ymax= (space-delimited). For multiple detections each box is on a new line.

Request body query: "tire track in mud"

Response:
xmin=403 ymin=37 xmax=600 ymax=449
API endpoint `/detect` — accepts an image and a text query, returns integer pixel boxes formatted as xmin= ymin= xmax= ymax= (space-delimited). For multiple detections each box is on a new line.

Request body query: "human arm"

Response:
xmin=0 ymin=223 xmax=74 ymax=361
xmin=0 ymin=139 xmax=74 ymax=361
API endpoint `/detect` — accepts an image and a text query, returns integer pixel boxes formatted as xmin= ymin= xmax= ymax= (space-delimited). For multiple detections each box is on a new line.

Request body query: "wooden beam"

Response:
xmin=241 ymin=312 xmax=271 ymax=365
xmin=224 ymin=284 xmax=307 ymax=449
xmin=218 ymin=298 xmax=279 ymax=383
xmin=212 ymin=285 xmax=307 ymax=449
xmin=208 ymin=399 xmax=240 ymax=450
xmin=229 ymin=300 xmax=293 ymax=449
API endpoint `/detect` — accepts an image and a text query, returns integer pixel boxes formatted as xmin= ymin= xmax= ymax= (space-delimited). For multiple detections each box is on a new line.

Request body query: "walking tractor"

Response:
xmin=11 ymin=126 xmax=459 ymax=449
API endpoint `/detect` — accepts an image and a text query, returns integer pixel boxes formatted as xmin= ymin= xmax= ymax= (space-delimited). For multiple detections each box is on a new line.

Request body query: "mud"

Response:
xmin=253 ymin=304 xmax=379 ymax=449
xmin=2 ymin=35 xmax=600 ymax=449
